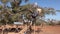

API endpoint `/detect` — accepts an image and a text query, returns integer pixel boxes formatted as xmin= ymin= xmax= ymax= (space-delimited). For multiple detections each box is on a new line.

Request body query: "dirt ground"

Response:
xmin=8 ymin=25 xmax=60 ymax=34
xmin=31 ymin=25 xmax=60 ymax=34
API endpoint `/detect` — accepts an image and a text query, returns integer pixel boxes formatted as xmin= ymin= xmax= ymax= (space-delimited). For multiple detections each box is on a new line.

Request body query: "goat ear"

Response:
xmin=37 ymin=8 xmax=42 ymax=13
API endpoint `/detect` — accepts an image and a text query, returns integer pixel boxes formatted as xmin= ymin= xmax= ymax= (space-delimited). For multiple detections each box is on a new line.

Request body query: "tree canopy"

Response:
xmin=0 ymin=0 xmax=56 ymax=25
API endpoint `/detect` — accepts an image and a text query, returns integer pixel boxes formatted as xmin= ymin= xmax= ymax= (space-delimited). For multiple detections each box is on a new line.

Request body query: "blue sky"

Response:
xmin=0 ymin=0 xmax=60 ymax=20
xmin=28 ymin=0 xmax=60 ymax=20
xmin=28 ymin=0 xmax=60 ymax=10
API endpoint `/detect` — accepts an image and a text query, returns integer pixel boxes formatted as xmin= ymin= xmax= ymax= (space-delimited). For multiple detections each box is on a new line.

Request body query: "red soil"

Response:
xmin=31 ymin=25 xmax=60 ymax=34
xmin=7 ymin=25 xmax=60 ymax=34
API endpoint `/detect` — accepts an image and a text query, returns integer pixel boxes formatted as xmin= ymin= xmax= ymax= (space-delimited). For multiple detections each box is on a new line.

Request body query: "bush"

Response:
xmin=35 ymin=22 xmax=41 ymax=26
xmin=57 ymin=22 xmax=60 ymax=25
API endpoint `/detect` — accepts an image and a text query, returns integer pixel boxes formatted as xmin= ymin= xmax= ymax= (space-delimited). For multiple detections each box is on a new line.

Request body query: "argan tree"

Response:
xmin=0 ymin=0 xmax=56 ymax=25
